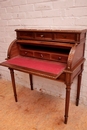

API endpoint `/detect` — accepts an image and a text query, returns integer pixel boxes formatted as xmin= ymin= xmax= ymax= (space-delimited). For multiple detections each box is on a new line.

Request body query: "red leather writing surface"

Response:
xmin=6 ymin=56 xmax=66 ymax=76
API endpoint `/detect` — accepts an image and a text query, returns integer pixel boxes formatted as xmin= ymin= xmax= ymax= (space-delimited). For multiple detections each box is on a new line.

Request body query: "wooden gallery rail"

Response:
xmin=0 ymin=29 xmax=87 ymax=124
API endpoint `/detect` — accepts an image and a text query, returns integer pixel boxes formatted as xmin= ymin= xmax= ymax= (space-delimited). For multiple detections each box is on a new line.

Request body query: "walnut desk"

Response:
xmin=0 ymin=29 xmax=87 ymax=124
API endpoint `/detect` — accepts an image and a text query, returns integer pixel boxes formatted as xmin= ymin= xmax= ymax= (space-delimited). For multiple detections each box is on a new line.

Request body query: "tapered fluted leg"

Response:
xmin=64 ymin=85 xmax=71 ymax=124
xmin=29 ymin=74 xmax=33 ymax=90
xmin=76 ymin=73 xmax=82 ymax=106
xmin=9 ymin=68 xmax=17 ymax=102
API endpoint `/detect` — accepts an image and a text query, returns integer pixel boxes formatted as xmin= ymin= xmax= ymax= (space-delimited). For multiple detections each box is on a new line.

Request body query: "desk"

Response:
xmin=0 ymin=29 xmax=87 ymax=124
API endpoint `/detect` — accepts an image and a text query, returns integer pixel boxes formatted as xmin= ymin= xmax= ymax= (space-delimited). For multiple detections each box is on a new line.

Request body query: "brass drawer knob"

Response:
xmin=58 ymin=56 xmax=62 ymax=60
xmin=40 ymin=54 xmax=43 ymax=57
xmin=40 ymin=35 xmax=44 ymax=38
xmin=25 ymin=51 xmax=27 ymax=54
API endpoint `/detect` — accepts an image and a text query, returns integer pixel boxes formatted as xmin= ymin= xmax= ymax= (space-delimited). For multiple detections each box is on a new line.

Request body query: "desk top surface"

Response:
xmin=15 ymin=28 xmax=87 ymax=33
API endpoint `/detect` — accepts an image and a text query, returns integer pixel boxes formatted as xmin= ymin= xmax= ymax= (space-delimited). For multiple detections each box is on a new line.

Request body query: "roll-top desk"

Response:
xmin=0 ymin=29 xmax=87 ymax=124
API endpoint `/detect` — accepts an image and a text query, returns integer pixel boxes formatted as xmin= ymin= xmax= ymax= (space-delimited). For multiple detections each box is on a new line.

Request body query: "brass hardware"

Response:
xmin=40 ymin=54 xmax=43 ymax=57
xmin=68 ymin=66 xmax=70 ymax=69
xmin=75 ymin=43 xmax=78 ymax=46
xmin=58 ymin=57 xmax=62 ymax=60
xmin=25 ymin=51 xmax=27 ymax=54
xmin=41 ymin=35 xmax=44 ymax=38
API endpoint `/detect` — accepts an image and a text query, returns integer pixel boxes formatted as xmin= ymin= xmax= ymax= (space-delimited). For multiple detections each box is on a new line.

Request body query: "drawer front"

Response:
xmin=51 ymin=54 xmax=68 ymax=63
xmin=36 ymin=32 xmax=52 ymax=40
xmin=34 ymin=52 xmax=50 ymax=59
xmin=20 ymin=50 xmax=33 ymax=57
xmin=55 ymin=33 xmax=76 ymax=41
xmin=17 ymin=31 xmax=34 ymax=39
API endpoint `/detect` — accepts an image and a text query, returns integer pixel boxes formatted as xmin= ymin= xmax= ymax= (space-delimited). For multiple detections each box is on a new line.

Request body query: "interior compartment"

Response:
xmin=19 ymin=43 xmax=70 ymax=55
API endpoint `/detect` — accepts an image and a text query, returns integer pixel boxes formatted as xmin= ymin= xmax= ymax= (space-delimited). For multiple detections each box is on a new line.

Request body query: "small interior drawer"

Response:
xmin=51 ymin=54 xmax=68 ymax=63
xmin=20 ymin=50 xmax=33 ymax=57
xmin=34 ymin=52 xmax=50 ymax=59
xmin=35 ymin=32 xmax=52 ymax=40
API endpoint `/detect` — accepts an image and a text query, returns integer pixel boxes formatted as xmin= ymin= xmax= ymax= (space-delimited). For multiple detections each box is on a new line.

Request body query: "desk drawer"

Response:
xmin=35 ymin=32 xmax=52 ymax=40
xmin=55 ymin=33 xmax=76 ymax=41
xmin=34 ymin=52 xmax=50 ymax=59
xmin=51 ymin=54 xmax=68 ymax=63
xmin=17 ymin=31 xmax=34 ymax=39
xmin=20 ymin=50 xmax=33 ymax=57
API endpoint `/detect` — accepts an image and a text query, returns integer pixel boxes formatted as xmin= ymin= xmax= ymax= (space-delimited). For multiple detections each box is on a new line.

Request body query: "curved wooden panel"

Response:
xmin=67 ymin=42 xmax=85 ymax=70
xmin=6 ymin=39 xmax=19 ymax=60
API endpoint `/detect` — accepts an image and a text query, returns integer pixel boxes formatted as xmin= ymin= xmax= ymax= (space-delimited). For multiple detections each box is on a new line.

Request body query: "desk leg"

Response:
xmin=76 ymin=73 xmax=82 ymax=106
xmin=29 ymin=74 xmax=33 ymax=90
xmin=64 ymin=84 xmax=71 ymax=124
xmin=9 ymin=68 xmax=17 ymax=102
